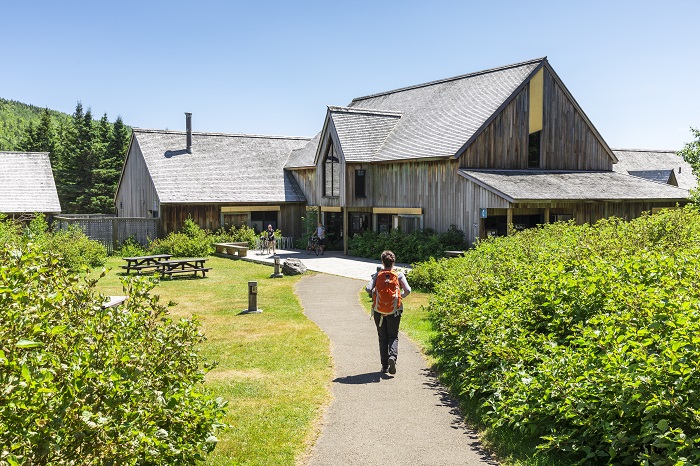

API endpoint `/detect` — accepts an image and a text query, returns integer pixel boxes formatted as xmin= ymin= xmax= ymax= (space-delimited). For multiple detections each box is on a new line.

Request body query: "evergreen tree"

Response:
xmin=17 ymin=121 xmax=37 ymax=152
xmin=90 ymin=114 xmax=116 ymax=214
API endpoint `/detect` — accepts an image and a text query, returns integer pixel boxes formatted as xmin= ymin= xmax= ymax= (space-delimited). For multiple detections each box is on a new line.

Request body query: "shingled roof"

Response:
xmin=458 ymin=169 xmax=689 ymax=203
xmin=133 ymin=130 xmax=310 ymax=203
xmin=612 ymin=149 xmax=697 ymax=191
xmin=287 ymin=58 xmax=544 ymax=167
xmin=0 ymin=152 xmax=61 ymax=214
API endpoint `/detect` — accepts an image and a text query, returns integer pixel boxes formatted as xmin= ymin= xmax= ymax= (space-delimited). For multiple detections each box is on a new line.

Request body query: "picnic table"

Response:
xmin=121 ymin=254 xmax=172 ymax=274
xmin=157 ymin=258 xmax=211 ymax=278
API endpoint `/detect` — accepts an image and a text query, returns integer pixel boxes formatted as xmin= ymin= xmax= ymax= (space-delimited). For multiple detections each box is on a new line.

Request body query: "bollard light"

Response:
xmin=241 ymin=280 xmax=262 ymax=314
xmin=271 ymin=255 xmax=284 ymax=278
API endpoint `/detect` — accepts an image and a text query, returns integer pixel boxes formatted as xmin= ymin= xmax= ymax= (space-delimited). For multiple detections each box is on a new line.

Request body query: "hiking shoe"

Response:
xmin=388 ymin=358 xmax=396 ymax=374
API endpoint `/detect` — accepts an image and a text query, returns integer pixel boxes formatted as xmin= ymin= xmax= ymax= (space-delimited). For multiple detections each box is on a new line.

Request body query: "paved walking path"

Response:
xmin=295 ymin=273 xmax=497 ymax=465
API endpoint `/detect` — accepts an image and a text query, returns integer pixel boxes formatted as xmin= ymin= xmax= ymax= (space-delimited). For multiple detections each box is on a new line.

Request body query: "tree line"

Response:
xmin=2 ymin=99 xmax=130 ymax=214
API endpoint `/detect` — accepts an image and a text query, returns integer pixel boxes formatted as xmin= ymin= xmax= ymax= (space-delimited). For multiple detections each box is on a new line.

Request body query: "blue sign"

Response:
xmin=479 ymin=208 xmax=488 ymax=218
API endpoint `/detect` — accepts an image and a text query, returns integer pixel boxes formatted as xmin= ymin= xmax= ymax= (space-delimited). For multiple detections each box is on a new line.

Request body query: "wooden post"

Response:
xmin=544 ymin=207 xmax=551 ymax=224
xmin=343 ymin=207 xmax=348 ymax=255
xmin=112 ymin=217 xmax=119 ymax=253
xmin=506 ymin=208 xmax=513 ymax=235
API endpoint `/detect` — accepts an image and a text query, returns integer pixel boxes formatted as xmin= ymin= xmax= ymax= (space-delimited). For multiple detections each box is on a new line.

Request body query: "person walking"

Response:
xmin=316 ymin=222 xmax=326 ymax=255
xmin=266 ymin=224 xmax=276 ymax=255
xmin=366 ymin=250 xmax=411 ymax=375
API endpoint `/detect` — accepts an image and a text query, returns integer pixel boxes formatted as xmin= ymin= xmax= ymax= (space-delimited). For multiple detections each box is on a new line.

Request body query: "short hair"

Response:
xmin=381 ymin=250 xmax=396 ymax=268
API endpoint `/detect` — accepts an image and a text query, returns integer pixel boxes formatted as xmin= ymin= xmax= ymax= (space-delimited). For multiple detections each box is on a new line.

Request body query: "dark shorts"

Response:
xmin=318 ymin=237 xmax=326 ymax=245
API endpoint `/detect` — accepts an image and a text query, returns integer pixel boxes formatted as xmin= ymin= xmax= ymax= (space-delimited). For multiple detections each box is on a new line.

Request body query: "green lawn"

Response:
xmin=93 ymin=257 xmax=332 ymax=465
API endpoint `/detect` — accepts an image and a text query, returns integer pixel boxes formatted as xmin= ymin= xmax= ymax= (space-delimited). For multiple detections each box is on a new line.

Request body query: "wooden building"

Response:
xmin=0 ymin=151 xmax=61 ymax=218
xmin=115 ymin=114 xmax=310 ymax=237
xmin=116 ymin=58 xmax=693 ymax=250
xmin=285 ymin=57 xmax=690 ymax=252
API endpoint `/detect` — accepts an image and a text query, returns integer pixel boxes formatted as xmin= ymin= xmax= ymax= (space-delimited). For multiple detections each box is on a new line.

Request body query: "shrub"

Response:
xmin=149 ymin=217 xmax=213 ymax=257
xmin=212 ymin=224 xmax=259 ymax=248
xmin=41 ymin=226 xmax=108 ymax=271
xmin=427 ymin=207 xmax=700 ymax=464
xmin=348 ymin=225 xmax=466 ymax=264
xmin=0 ymin=215 xmax=106 ymax=272
xmin=0 ymin=243 xmax=227 ymax=464
xmin=114 ymin=236 xmax=148 ymax=258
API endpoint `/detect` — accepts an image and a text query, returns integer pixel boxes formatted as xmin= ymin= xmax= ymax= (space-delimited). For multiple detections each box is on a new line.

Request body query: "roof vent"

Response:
xmin=185 ymin=112 xmax=192 ymax=153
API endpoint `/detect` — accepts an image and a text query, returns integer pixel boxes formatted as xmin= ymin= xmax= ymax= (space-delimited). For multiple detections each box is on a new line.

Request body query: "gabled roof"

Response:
xmin=286 ymin=131 xmax=321 ymax=169
xmin=0 ymin=151 xmax=61 ymax=214
xmin=612 ymin=149 xmax=697 ymax=191
xmin=458 ymin=169 xmax=689 ymax=203
xmin=286 ymin=58 xmax=545 ymax=167
xmin=132 ymin=129 xmax=310 ymax=204
xmin=348 ymin=58 xmax=544 ymax=162
xmin=328 ymin=107 xmax=402 ymax=162
xmin=627 ymin=170 xmax=676 ymax=185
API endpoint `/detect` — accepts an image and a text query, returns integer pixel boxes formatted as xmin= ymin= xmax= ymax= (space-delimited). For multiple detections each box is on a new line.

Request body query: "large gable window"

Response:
xmin=323 ymin=143 xmax=340 ymax=197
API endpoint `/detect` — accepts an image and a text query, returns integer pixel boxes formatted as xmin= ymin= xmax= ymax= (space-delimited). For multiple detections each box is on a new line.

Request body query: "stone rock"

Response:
xmin=282 ymin=258 xmax=307 ymax=276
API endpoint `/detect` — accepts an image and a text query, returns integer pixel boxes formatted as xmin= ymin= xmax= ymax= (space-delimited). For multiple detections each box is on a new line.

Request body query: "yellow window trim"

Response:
xmin=321 ymin=206 xmax=342 ymax=212
xmin=221 ymin=206 xmax=280 ymax=213
xmin=529 ymin=68 xmax=543 ymax=134
xmin=372 ymin=207 xmax=422 ymax=215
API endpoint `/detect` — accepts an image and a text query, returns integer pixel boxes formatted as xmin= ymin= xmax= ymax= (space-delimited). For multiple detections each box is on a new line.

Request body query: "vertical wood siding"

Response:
xmin=459 ymin=88 xmax=529 ymax=169
xmin=116 ymin=141 xmax=158 ymax=218
xmin=541 ymin=68 xmax=613 ymax=171
xmin=160 ymin=203 xmax=305 ymax=239
xmin=458 ymin=68 xmax=614 ymax=171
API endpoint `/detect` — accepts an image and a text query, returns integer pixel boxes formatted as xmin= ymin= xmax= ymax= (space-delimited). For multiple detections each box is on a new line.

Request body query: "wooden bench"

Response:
xmin=213 ymin=242 xmax=249 ymax=258
xmin=121 ymin=254 xmax=172 ymax=274
xmin=157 ymin=258 xmax=211 ymax=278
xmin=102 ymin=295 xmax=127 ymax=309
xmin=444 ymin=250 xmax=466 ymax=258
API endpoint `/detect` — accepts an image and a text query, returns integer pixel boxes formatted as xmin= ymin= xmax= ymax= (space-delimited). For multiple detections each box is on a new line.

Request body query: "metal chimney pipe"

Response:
xmin=185 ymin=112 xmax=192 ymax=153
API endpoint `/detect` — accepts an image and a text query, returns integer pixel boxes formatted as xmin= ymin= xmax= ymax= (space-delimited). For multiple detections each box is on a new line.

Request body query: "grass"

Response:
xmin=92 ymin=256 xmax=332 ymax=465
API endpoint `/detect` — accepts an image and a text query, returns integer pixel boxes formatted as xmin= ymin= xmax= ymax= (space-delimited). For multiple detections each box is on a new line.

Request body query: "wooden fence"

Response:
xmin=54 ymin=215 xmax=157 ymax=254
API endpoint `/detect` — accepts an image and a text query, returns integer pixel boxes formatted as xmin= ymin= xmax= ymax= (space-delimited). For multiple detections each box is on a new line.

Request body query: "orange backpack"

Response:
xmin=372 ymin=269 xmax=402 ymax=315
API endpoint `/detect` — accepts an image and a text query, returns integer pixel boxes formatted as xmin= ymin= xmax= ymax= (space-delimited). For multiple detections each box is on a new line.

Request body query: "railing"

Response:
xmin=254 ymin=236 xmax=294 ymax=250
xmin=54 ymin=215 xmax=157 ymax=254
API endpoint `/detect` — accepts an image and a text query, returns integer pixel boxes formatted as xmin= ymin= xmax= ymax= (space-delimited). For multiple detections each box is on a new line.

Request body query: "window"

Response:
xmin=528 ymin=130 xmax=541 ymax=168
xmin=251 ymin=211 xmax=277 ymax=233
xmin=355 ymin=169 xmax=366 ymax=198
xmin=323 ymin=144 xmax=340 ymax=197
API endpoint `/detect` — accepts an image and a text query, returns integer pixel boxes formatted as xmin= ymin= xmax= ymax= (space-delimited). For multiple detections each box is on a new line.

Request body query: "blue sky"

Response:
xmin=4 ymin=0 xmax=699 ymax=150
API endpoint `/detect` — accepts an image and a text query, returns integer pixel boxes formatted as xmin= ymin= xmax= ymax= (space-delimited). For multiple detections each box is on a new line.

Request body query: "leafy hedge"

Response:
xmin=348 ymin=225 xmax=466 ymax=263
xmin=421 ymin=207 xmax=700 ymax=464
xmin=0 ymin=243 xmax=227 ymax=464
xmin=0 ymin=214 xmax=106 ymax=272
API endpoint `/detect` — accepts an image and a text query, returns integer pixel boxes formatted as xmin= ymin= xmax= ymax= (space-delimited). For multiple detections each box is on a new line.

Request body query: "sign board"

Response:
xmin=479 ymin=208 xmax=488 ymax=218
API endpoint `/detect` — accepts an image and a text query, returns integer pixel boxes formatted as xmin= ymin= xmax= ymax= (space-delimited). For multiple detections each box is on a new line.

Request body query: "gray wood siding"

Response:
xmin=541 ymin=68 xmax=613 ymax=171
xmin=289 ymin=168 xmax=318 ymax=205
xmin=458 ymin=68 xmax=614 ymax=172
xmin=363 ymin=159 xmax=465 ymax=234
xmin=160 ymin=203 xmax=305 ymax=239
xmin=116 ymin=140 xmax=158 ymax=218
xmin=459 ymin=88 xmax=529 ymax=169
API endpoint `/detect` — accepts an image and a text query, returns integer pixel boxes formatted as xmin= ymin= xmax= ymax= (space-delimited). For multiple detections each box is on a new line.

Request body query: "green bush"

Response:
xmin=0 ymin=243 xmax=227 ymax=464
xmin=0 ymin=215 xmax=106 ymax=272
xmin=149 ymin=217 xmax=213 ymax=257
xmin=114 ymin=236 xmax=148 ymax=258
xmin=42 ymin=226 xmax=108 ymax=271
xmin=348 ymin=225 xmax=466 ymax=264
xmin=427 ymin=207 xmax=700 ymax=464
xmin=211 ymin=224 xmax=259 ymax=248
